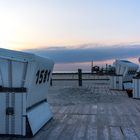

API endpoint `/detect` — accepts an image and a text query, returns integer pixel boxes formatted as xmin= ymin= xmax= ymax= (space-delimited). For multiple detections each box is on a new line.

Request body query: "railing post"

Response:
xmin=50 ymin=79 xmax=52 ymax=86
xmin=78 ymin=69 xmax=82 ymax=86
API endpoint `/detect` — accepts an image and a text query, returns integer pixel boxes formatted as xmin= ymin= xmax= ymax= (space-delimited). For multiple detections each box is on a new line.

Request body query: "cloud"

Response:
xmin=25 ymin=44 xmax=140 ymax=63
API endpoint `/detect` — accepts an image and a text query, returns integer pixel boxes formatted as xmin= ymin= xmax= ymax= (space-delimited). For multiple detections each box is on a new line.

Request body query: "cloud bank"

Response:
xmin=25 ymin=44 xmax=140 ymax=63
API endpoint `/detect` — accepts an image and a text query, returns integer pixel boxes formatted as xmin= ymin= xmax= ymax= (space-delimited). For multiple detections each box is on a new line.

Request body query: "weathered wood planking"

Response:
xmin=1 ymin=84 xmax=140 ymax=139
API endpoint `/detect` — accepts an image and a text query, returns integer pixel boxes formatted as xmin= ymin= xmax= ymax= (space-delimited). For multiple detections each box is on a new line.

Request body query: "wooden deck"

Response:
xmin=1 ymin=84 xmax=140 ymax=140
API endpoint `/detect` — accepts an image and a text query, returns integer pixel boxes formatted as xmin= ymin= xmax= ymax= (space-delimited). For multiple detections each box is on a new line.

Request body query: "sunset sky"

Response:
xmin=0 ymin=0 xmax=140 ymax=50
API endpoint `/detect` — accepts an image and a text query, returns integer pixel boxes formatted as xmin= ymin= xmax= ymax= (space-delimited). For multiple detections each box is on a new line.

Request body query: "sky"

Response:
xmin=0 ymin=0 xmax=140 ymax=50
xmin=0 ymin=0 xmax=140 ymax=71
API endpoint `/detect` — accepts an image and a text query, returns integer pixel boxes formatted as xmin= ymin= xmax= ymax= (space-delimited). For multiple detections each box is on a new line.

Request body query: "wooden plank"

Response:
xmin=108 ymin=114 xmax=121 ymax=127
xmin=72 ymin=123 xmax=86 ymax=140
xmin=128 ymin=104 xmax=140 ymax=116
xmin=67 ymin=115 xmax=78 ymax=125
xmin=83 ymin=105 xmax=91 ymax=114
xmin=107 ymin=104 xmax=115 ymax=115
xmin=48 ymin=115 xmax=77 ymax=140
xmin=68 ymin=106 xmax=76 ymax=114
xmin=72 ymin=114 xmax=88 ymax=140
xmin=133 ymin=127 xmax=140 ymax=139
xmin=74 ymin=105 xmax=82 ymax=114
xmin=51 ymin=106 xmax=60 ymax=114
xmin=97 ymin=126 xmax=110 ymax=140
xmin=120 ymin=115 xmax=132 ymax=127
xmin=110 ymin=127 xmax=124 ymax=140
xmin=58 ymin=124 xmax=76 ymax=140
xmin=114 ymin=105 xmax=124 ymax=116
xmin=2 ymin=83 xmax=140 ymax=140
xmin=121 ymin=127 xmax=139 ymax=140
xmin=56 ymin=114 xmax=68 ymax=123
xmin=128 ymin=115 xmax=140 ymax=127
xmin=90 ymin=105 xmax=97 ymax=114
xmin=97 ymin=104 xmax=107 ymax=114
xmin=45 ymin=123 xmax=66 ymax=140
xmin=58 ymin=106 xmax=67 ymax=114
xmin=86 ymin=125 xmax=97 ymax=140
xmin=89 ymin=115 xmax=97 ymax=126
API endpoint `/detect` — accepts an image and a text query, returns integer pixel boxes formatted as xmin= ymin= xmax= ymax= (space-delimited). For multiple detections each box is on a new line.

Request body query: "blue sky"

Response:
xmin=0 ymin=0 xmax=140 ymax=71
xmin=0 ymin=0 xmax=140 ymax=50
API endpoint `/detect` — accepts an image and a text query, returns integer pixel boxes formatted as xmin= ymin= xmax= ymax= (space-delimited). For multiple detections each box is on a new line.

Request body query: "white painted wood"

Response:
xmin=133 ymin=78 xmax=140 ymax=98
xmin=0 ymin=48 xmax=54 ymax=136
xmin=0 ymin=93 xmax=26 ymax=135
xmin=27 ymin=102 xmax=53 ymax=135
xmin=113 ymin=60 xmax=138 ymax=82
xmin=109 ymin=75 xmax=123 ymax=90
